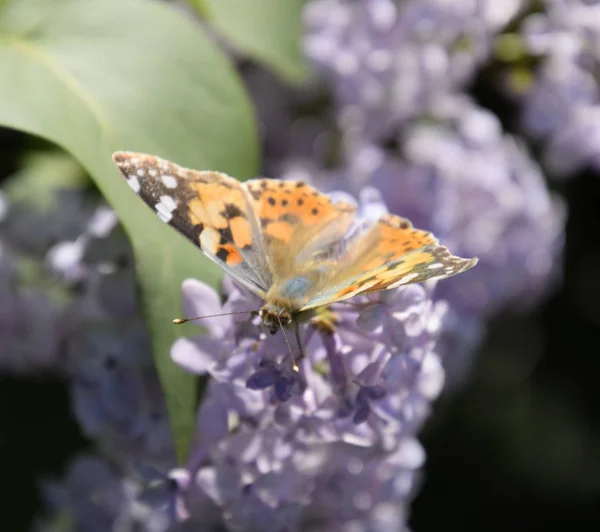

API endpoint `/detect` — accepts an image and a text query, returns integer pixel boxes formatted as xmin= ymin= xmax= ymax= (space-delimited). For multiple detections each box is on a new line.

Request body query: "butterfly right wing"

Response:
xmin=301 ymin=213 xmax=478 ymax=310
xmin=112 ymin=152 xmax=272 ymax=297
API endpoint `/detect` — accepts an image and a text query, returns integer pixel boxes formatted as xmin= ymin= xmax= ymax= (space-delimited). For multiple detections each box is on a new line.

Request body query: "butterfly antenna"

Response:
xmin=172 ymin=309 xmax=259 ymax=325
xmin=277 ymin=315 xmax=299 ymax=373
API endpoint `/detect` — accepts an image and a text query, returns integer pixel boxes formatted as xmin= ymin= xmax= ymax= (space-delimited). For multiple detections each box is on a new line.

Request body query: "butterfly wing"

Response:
xmin=112 ymin=152 xmax=272 ymax=297
xmin=300 ymin=213 xmax=478 ymax=310
xmin=243 ymin=178 xmax=357 ymax=283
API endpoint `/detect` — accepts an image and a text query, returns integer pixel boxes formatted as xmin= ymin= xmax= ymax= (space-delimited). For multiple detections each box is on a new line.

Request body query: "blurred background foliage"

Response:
xmin=0 ymin=0 xmax=599 ymax=531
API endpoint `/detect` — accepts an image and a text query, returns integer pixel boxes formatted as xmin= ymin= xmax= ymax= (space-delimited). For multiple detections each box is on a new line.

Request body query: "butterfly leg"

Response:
xmin=294 ymin=321 xmax=306 ymax=369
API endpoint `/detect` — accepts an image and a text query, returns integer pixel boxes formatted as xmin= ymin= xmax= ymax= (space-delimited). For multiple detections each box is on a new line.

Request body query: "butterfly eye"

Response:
xmin=279 ymin=311 xmax=292 ymax=327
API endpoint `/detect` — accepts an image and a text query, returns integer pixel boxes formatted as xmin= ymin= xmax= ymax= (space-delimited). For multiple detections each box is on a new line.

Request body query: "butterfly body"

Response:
xmin=112 ymin=152 xmax=478 ymax=334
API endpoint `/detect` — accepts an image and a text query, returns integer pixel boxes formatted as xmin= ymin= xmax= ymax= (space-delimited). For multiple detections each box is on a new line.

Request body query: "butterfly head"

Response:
xmin=259 ymin=305 xmax=293 ymax=334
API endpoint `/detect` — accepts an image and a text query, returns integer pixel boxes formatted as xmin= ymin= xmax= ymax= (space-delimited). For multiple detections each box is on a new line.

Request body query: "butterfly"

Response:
xmin=113 ymin=152 xmax=477 ymax=366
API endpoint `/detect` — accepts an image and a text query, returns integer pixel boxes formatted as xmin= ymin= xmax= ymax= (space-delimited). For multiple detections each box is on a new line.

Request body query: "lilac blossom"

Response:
xmin=283 ymin=94 xmax=565 ymax=381
xmin=46 ymin=205 xmax=119 ymax=284
xmin=0 ymin=163 xmax=177 ymax=525
xmin=34 ymin=454 xmax=174 ymax=532
xmin=517 ymin=0 xmax=600 ymax=175
xmin=170 ymin=190 xmax=448 ymax=530
xmin=64 ymin=319 xmax=174 ymax=468
xmin=303 ymin=0 xmax=525 ymax=140
xmin=56 ymin=213 xmax=175 ymax=468
xmin=375 ymin=96 xmax=565 ymax=316
xmin=0 ymin=195 xmax=63 ymax=374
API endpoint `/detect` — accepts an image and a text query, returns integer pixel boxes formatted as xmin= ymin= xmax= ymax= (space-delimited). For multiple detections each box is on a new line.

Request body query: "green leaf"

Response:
xmin=0 ymin=0 xmax=259 ymax=463
xmin=200 ymin=0 xmax=309 ymax=83
xmin=4 ymin=149 xmax=88 ymax=208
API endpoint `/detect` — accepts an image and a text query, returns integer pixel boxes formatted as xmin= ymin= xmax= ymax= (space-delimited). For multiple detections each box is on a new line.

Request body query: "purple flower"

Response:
xmin=392 ymin=96 xmax=565 ymax=315
xmin=303 ymin=0 xmax=525 ymax=140
xmin=292 ymin=95 xmax=565 ymax=382
xmin=47 ymin=205 xmax=119 ymax=284
xmin=35 ymin=454 xmax=175 ymax=532
xmin=66 ymin=321 xmax=175 ymax=468
xmin=515 ymin=0 xmax=600 ymax=175
xmin=0 ymin=224 xmax=63 ymax=374
xmin=169 ymin=186 xmax=449 ymax=530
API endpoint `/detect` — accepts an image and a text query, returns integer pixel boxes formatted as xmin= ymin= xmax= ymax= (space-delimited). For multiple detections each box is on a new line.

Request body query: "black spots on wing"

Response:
xmin=221 ymin=203 xmax=244 ymax=219
xmin=260 ymin=217 xmax=274 ymax=228
xmin=295 ymin=181 xmax=306 ymax=188
xmin=380 ymin=215 xmax=413 ymax=230
xmin=216 ymin=248 xmax=229 ymax=262
xmin=219 ymin=226 xmax=234 ymax=243
xmin=311 ymin=208 xmax=319 ymax=216
xmin=297 ymin=198 xmax=304 ymax=206
xmin=281 ymin=199 xmax=288 ymax=207
xmin=267 ymin=197 xmax=276 ymax=206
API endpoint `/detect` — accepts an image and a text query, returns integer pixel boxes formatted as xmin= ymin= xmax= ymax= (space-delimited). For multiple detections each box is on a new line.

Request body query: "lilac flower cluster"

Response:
xmin=518 ymin=0 xmax=600 ymax=175
xmin=0 ymin=170 xmax=176 ymax=528
xmin=0 ymin=191 xmax=65 ymax=374
xmin=51 ymin=211 xmax=176 ymax=476
xmin=304 ymin=0 xmax=525 ymax=140
xmin=170 ymin=250 xmax=447 ymax=530
xmin=34 ymin=454 xmax=172 ymax=532
xmin=298 ymin=0 xmax=566 ymax=380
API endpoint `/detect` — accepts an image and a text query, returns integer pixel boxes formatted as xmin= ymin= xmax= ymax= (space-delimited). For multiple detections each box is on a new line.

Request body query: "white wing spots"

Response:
xmin=162 ymin=174 xmax=177 ymax=189
xmin=127 ymin=176 xmax=141 ymax=194
xmin=155 ymin=195 xmax=177 ymax=223
xmin=148 ymin=168 xmax=158 ymax=177
xmin=389 ymin=272 xmax=419 ymax=288
xmin=136 ymin=168 xmax=145 ymax=177
xmin=427 ymin=263 xmax=444 ymax=270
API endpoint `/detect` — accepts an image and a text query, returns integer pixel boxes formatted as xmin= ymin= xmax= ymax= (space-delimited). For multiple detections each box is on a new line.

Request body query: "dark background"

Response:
xmin=1 ymin=69 xmax=600 ymax=532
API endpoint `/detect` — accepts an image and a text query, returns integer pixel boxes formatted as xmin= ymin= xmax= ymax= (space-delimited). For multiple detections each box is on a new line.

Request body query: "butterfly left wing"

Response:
xmin=300 ymin=213 xmax=477 ymax=310
xmin=112 ymin=152 xmax=272 ymax=296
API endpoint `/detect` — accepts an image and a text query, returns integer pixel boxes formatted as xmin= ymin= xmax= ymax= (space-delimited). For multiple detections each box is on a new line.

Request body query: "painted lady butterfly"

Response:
xmin=113 ymin=152 xmax=477 ymax=356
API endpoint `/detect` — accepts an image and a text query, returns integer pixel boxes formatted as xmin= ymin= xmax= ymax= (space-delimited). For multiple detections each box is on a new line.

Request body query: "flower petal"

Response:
xmin=171 ymin=336 xmax=223 ymax=375
xmin=181 ymin=279 xmax=226 ymax=336
xmin=246 ymin=368 xmax=278 ymax=390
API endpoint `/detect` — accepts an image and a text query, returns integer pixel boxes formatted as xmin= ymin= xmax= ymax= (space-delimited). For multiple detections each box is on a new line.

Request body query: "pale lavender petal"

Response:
xmin=171 ymin=336 xmax=223 ymax=375
xmin=180 ymin=278 xmax=226 ymax=336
